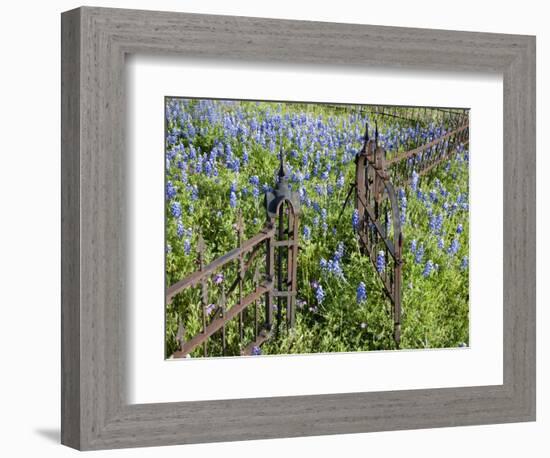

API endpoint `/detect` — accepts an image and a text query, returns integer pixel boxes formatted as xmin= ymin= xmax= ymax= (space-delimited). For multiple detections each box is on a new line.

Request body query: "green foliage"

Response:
xmin=165 ymin=99 xmax=469 ymax=358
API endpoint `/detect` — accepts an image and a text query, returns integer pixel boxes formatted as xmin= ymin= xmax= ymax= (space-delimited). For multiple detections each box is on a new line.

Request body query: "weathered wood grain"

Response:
xmin=61 ymin=6 xmax=536 ymax=450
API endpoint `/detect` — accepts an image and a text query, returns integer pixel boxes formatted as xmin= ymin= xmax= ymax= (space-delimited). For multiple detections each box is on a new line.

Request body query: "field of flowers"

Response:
xmin=165 ymin=98 xmax=470 ymax=358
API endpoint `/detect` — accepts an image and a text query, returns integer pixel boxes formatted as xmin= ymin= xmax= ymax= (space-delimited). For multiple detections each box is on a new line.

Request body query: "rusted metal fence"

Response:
xmin=168 ymin=107 xmax=469 ymax=357
xmin=349 ymin=108 xmax=469 ymax=347
xmin=168 ymin=157 xmax=300 ymax=358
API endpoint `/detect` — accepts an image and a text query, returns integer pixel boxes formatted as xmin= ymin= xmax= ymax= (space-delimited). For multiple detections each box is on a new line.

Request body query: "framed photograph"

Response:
xmin=61 ymin=6 xmax=536 ymax=450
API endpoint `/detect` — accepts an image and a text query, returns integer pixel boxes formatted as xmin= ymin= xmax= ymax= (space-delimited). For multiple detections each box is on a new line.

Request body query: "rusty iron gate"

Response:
xmin=168 ymin=155 xmax=300 ymax=358
xmin=168 ymin=107 xmax=469 ymax=357
xmin=348 ymin=107 xmax=469 ymax=347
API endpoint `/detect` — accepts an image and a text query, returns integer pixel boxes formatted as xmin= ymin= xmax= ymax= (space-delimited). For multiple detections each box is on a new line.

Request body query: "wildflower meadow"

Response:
xmin=165 ymin=98 xmax=470 ymax=358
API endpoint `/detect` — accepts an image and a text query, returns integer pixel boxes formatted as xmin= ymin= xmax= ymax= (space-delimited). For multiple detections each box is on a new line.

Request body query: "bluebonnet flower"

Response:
xmin=190 ymin=185 xmax=199 ymax=201
xmin=337 ymin=173 xmax=345 ymax=189
xmin=314 ymin=184 xmax=324 ymax=196
xmin=320 ymin=256 xmax=345 ymax=279
xmin=320 ymin=170 xmax=329 ymax=180
xmin=423 ymin=260 xmax=434 ymax=277
xmin=303 ymin=225 xmax=311 ymax=241
xmin=170 ymin=202 xmax=182 ymax=218
xmin=181 ymin=170 xmax=188 ymax=184
xmin=352 ymin=209 xmax=360 ymax=231
xmin=411 ymin=170 xmax=419 ymax=192
xmin=438 ymin=237 xmax=445 ymax=250
xmin=448 ymin=238 xmax=460 ymax=256
xmin=457 ymin=224 xmax=463 ymax=234
xmin=376 ymin=250 xmax=385 ymax=273
xmin=356 ymin=282 xmax=367 ymax=304
xmin=428 ymin=213 xmax=444 ymax=234
xmin=166 ymin=181 xmax=177 ymax=200
xmin=399 ymin=196 xmax=407 ymax=226
xmin=312 ymin=201 xmax=321 ymax=213
xmin=249 ymin=175 xmax=260 ymax=186
xmin=415 ymin=244 xmax=424 ymax=264
xmin=214 ymin=273 xmax=224 ymax=285
xmin=315 ymin=284 xmax=325 ymax=304
xmin=205 ymin=303 xmax=216 ymax=316
xmin=298 ymin=187 xmax=307 ymax=203
xmin=461 ymin=256 xmax=469 ymax=270
xmin=229 ymin=191 xmax=237 ymax=208
xmin=410 ymin=239 xmax=417 ymax=255
xmin=329 ymin=259 xmax=344 ymax=278
xmin=251 ymin=346 xmax=262 ymax=356
xmin=186 ymin=122 xmax=196 ymax=138
xmin=184 ymin=238 xmax=191 ymax=255
xmin=334 ymin=242 xmax=344 ymax=262
xmin=195 ymin=155 xmax=203 ymax=174
xmin=176 ymin=220 xmax=184 ymax=238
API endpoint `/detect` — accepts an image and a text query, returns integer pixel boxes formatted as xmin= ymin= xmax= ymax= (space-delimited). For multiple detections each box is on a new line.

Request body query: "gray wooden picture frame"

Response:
xmin=61 ymin=6 xmax=536 ymax=451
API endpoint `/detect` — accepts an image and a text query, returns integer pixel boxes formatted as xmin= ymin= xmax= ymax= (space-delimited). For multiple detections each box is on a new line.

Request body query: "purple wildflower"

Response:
xmin=176 ymin=220 xmax=184 ymax=238
xmin=352 ymin=209 xmax=360 ymax=231
xmin=448 ymin=238 xmax=460 ymax=256
xmin=183 ymin=238 xmax=191 ymax=255
xmin=356 ymin=282 xmax=367 ymax=304
xmin=376 ymin=250 xmax=385 ymax=273
xmin=170 ymin=201 xmax=182 ymax=218
xmin=423 ymin=260 xmax=434 ymax=277
xmin=166 ymin=181 xmax=177 ymax=200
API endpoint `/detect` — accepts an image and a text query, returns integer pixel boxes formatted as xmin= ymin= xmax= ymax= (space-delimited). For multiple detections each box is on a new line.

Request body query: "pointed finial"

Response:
xmin=375 ymin=121 xmax=379 ymax=145
xmin=364 ymin=122 xmax=369 ymax=142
